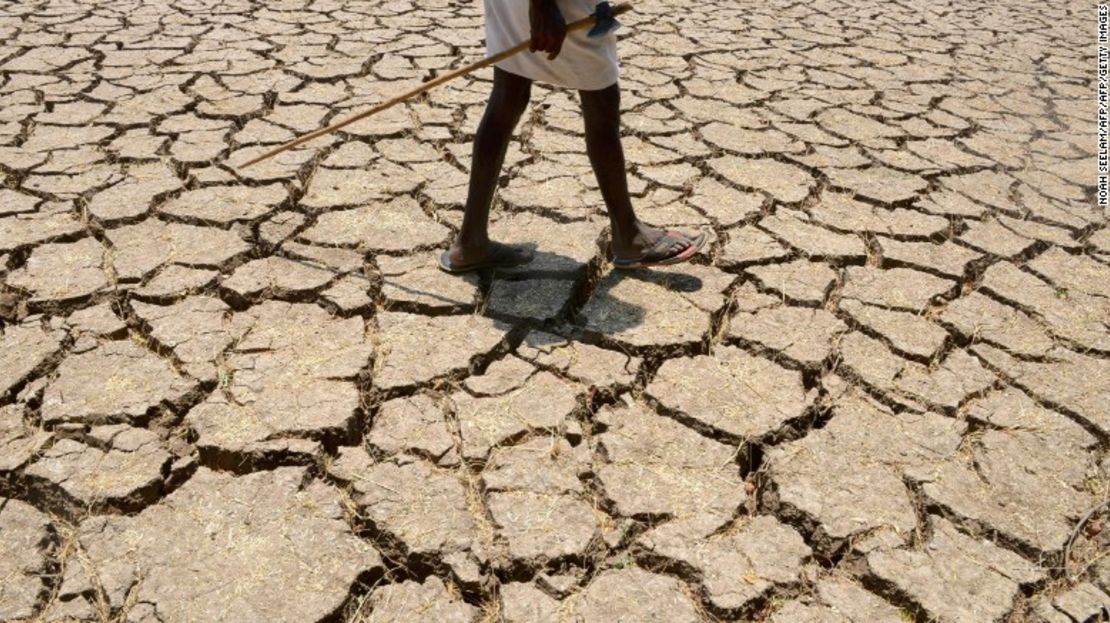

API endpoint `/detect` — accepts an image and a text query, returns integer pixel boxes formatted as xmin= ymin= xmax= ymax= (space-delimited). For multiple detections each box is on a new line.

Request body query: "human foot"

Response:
xmin=438 ymin=239 xmax=535 ymax=274
xmin=612 ymin=223 xmax=706 ymax=269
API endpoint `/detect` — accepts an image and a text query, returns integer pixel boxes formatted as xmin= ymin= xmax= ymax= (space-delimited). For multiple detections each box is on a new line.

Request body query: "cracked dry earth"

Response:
xmin=0 ymin=0 xmax=1108 ymax=622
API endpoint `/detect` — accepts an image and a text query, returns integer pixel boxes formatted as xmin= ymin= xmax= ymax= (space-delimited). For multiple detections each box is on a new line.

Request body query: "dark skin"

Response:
xmin=448 ymin=0 xmax=694 ymax=267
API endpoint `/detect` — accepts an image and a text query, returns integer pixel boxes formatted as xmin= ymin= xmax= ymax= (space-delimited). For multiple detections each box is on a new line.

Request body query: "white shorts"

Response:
xmin=484 ymin=0 xmax=620 ymax=91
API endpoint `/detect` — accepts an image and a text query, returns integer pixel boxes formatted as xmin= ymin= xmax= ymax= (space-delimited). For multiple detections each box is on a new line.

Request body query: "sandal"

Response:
xmin=438 ymin=241 xmax=535 ymax=274
xmin=612 ymin=230 xmax=706 ymax=269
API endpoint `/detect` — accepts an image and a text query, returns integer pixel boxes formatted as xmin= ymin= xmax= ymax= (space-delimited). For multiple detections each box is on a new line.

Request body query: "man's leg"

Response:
xmin=448 ymin=67 xmax=535 ymax=268
xmin=579 ymin=82 xmax=694 ymax=260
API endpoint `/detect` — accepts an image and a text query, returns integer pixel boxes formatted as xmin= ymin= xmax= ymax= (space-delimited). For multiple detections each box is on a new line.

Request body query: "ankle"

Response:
xmin=608 ymin=216 xmax=638 ymax=240
xmin=454 ymin=232 xmax=489 ymax=249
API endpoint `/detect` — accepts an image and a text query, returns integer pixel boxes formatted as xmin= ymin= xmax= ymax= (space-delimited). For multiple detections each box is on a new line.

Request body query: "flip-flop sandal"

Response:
xmin=438 ymin=242 xmax=535 ymax=274
xmin=612 ymin=230 xmax=707 ymax=269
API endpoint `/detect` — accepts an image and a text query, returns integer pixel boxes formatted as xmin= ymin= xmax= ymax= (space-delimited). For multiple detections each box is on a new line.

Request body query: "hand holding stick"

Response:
xmin=238 ymin=2 xmax=631 ymax=169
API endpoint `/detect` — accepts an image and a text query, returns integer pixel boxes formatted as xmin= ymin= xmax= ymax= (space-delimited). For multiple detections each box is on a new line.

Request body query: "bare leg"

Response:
xmin=448 ymin=67 xmax=535 ymax=267
xmin=579 ymin=82 xmax=693 ymax=260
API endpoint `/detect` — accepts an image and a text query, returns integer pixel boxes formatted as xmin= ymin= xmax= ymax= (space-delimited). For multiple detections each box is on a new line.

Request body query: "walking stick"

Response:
xmin=238 ymin=2 xmax=631 ymax=168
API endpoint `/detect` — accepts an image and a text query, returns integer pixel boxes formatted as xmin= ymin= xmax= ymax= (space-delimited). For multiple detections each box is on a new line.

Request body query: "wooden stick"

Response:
xmin=239 ymin=2 xmax=632 ymax=168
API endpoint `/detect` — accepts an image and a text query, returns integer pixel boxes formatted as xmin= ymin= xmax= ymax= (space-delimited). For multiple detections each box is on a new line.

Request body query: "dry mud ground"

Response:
xmin=1 ymin=0 xmax=1108 ymax=621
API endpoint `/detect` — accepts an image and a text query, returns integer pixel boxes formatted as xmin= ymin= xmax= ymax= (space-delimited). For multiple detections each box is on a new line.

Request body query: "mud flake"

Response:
xmin=815 ymin=108 xmax=904 ymax=145
xmin=452 ymin=370 xmax=578 ymax=461
xmin=767 ymin=393 xmax=963 ymax=550
xmin=729 ymin=305 xmax=847 ymax=365
xmin=373 ymin=311 xmax=506 ymax=390
xmin=158 ymin=184 xmax=287 ymax=224
xmin=377 ymin=254 xmax=479 ymax=312
xmin=840 ymin=299 xmax=947 ymax=360
xmin=877 ymin=238 xmax=979 ymax=278
xmin=907 ymin=137 xmax=993 ymax=170
xmin=132 ymin=296 xmax=235 ymax=382
xmin=487 ymin=277 xmax=576 ymax=321
xmin=0 ymin=201 xmax=84 ymax=253
xmin=649 ymin=345 xmax=812 ymax=438
xmin=487 ymin=488 xmax=596 ymax=563
xmin=759 ymin=210 xmax=867 ymax=259
xmin=106 ymin=220 xmax=250 ymax=282
xmin=0 ymin=321 xmax=64 ymax=397
xmin=688 ymin=177 xmax=765 ymax=226
xmin=332 ymin=450 xmax=480 ymax=560
xmin=132 ymin=265 xmax=218 ymax=299
xmin=980 ymin=261 xmax=1109 ymax=351
xmin=222 ymin=255 xmax=334 ymax=299
xmin=809 ymin=192 xmax=948 ymax=237
xmin=770 ymin=578 xmax=904 ymax=622
xmin=0 ymin=188 xmax=41 ymax=216
xmin=65 ymin=303 xmax=127 ymax=338
xmin=0 ymin=498 xmax=51 ymax=622
xmin=368 ymin=393 xmax=457 ymax=465
xmin=639 ymin=162 xmax=701 ymax=187
xmin=824 ymin=166 xmax=928 ymax=204
xmin=85 ymin=162 xmax=181 ymax=223
xmin=500 ymin=175 xmax=596 ymax=214
xmin=939 ymin=292 xmax=1054 ymax=357
xmin=842 ymin=266 xmax=955 ymax=311
xmin=106 ymin=129 xmax=168 ymax=160
xmin=1034 ymin=583 xmax=1110 ymax=623
xmin=974 ymin=344 xmax=1110 ymax=436
xmin=281 ymin=240 xmax=364 ymax=274
xmin=487 ymin=213 xmax=602 ymax=274
xmin=185 ymin=302 xmax=368 ymax=461
xmin=594 ymin=399 xmax=746 ymax=522
xmin=482 ymin=438 xmax=596 ymax=562
xmin=301 ymin=164 xmax=420 ymax=209
xmin=516 ymin=331 xmax=641 ymax=388
xmin=913 ymin=190 xmax=985 ymax=220
xmin=703 ymin=122 xmax=805 ymax=155
xmin=959 ymin=218 xmax=1040 ymax=257
xmin=747 ymin=259 xmax=837 ymax=305
xmin=259 ymin=211 xmax=306 ymax=247
xmin=67 ymin=467 xmax=381 ymax=622
xmin=356 ymin=577 xmax=477 ymax=623
xmin=638 ymin=515 xmax=810 ymax=613
xmin=839 ymin=332 xmax=994 ymax=409
xmin=998 ymin=215 xmax=1080 ymax=250
xmin=867 ymin=516 xmax=1044 ymax=622
xmin=301 ymin=197 xmax=449 ymax=252
xmin=24 ymin=426 xmax=171 ymax=511
xmin=915 ymin=389 xmax=1098 ymax=554
xmin=565 ymin=567 xmax=701 ymax=622
xmin=721 ymin=225 xmax=792 ymax=267
xmin=580 ymin=264 xmax=733 ymax=347
xmin=0 ymin=404 xmax=50 ymax=474
xmin=42 ymin=340 xmax=196 ymax=426
xmin=9 ymin=236 xmax=107 ymax=304
xmin=2 ymin=45 xmax=91 ymax=71
xmin=1028 ymin=246 xmax=1110 ymax=299
xmin=792 ymin=144 xmax=872 ymax=169
xmin=501 ymin=582 xmax=562 ymax=622
xmin=939 ymin=170 xmax=1015 ymax=211
xmin=321 ymin=274 xmax=373 ymax=314
xmin=709 ymin=156 xmax=815 ymax=204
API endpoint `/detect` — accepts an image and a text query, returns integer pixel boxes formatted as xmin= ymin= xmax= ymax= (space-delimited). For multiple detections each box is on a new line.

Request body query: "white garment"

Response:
xmin=484 ymin=0 xmax=619 ymax=91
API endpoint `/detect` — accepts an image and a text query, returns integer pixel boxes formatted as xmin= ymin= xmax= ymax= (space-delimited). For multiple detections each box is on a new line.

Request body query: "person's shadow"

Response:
xmin=486 ymin=244 xmax=705 ymax=337
xmin=277 ymin=243 xmax=704 ymax=339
